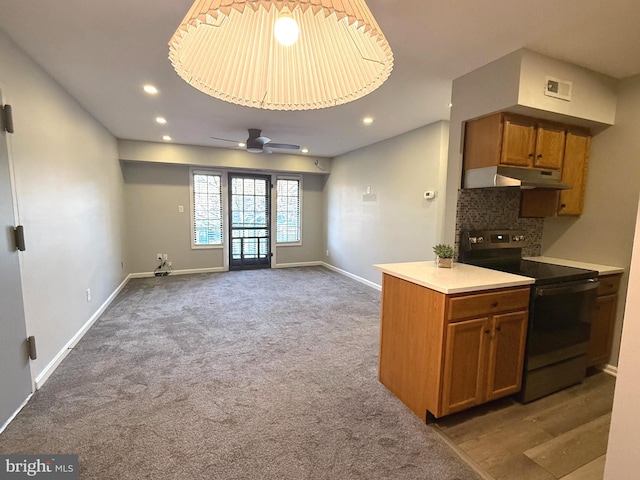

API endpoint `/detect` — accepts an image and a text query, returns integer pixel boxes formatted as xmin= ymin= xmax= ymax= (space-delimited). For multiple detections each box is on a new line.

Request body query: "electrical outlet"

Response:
xmin=86 ymin=288 xmax=91 ymax=302
xmin=163 ymin=254 xmax=168 ymax=261
xmin=168 ymin=261 xmax=172 ymax=268
xmin=326 ymin=249 xmax=329 ymax=257
xmin=157 ymin=253 xmax=162 ymax=262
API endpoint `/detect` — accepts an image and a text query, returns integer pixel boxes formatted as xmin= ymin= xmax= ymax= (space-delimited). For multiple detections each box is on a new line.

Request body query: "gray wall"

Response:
xmin=543 ymin=74 xmax=640 ymax=365
xmin=324 ymin=121 xmax=449 ymax=286
xmin=122 ymin=161 xmax=325 ymax=273
xmin=0 ymin=29 xmax=126 ymax=382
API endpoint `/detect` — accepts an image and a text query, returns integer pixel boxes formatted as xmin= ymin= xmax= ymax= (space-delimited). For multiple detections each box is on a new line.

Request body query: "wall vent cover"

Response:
xmin=545 ymin=76 xmax=572 ymax=101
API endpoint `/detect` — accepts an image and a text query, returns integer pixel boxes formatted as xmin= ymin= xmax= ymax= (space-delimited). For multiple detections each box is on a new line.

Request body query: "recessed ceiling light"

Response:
xmin=162 ymin=135 xmax=172 ymax=141
xmin=363 ymin=117 xmax=374 ymax=125
xmin=155 ymin=117 xmax=167 ymax=124
xmin=143 ymin=84 xmax=159 ymax=95
xmin=238 ymin=142 xmax=246 ymax=148
xmin=301 ymin=148 xmax=309 ymax=154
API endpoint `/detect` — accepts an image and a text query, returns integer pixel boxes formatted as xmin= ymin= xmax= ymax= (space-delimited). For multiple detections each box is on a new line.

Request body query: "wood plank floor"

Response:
xmin=431 ymin=371 xmax=615 ymax=480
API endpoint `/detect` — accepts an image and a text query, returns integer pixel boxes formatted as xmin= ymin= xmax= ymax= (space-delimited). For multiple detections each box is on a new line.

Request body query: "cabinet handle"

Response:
xmin=491 ymin=301 xmax=499 ymax=308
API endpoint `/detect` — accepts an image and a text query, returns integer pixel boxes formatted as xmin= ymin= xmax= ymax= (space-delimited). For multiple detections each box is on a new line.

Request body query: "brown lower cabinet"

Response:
xmin=441 ymin=311 xmax=528 ymax=416
xmin=378 ymin=273 xmax=530 ymax=421
xmin=588 ymin=273 xmax=622 ymax=366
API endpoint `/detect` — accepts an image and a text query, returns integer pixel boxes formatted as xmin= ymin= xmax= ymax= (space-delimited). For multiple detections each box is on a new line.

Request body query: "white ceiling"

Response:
xmin=0 ymin=0 xmax=639 ymax=158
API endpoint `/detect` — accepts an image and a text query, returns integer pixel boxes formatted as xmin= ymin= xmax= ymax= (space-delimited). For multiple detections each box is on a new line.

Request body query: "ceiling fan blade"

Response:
xmin=210 ymin=136 xmax=240 ymax=143
xmin=256 ymin=136 xmax=271 ymax=144
xmin=263 ymin=148 xmax=273 ymax=155
xmin=268 ymin=143 xmax=300 ymax=150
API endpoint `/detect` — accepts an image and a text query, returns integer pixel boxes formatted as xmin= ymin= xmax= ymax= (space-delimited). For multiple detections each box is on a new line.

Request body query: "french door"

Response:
xmin=228 ymin=173 xmax=271 ymax=270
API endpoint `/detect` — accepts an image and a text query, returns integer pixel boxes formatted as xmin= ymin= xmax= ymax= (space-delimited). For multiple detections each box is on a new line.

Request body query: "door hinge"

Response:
xmin=270 ymin=252 xmax=273 ymax=257
xmin=14 ymin=225 xmax=26 ymax=251
xmin=27 ymin=336 xmax=37 ymax=360
xmin=1 ymin=104 xmax=14 ymax=134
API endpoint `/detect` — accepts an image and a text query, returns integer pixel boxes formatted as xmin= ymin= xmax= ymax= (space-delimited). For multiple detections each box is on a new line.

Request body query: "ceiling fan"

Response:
xmin=211 ymin=128 xmax=300 ymax=154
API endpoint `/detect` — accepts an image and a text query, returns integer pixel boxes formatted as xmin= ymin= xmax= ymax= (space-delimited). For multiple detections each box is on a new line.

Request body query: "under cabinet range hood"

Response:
xmin=463 ymin=166 xmax=571 ymax=190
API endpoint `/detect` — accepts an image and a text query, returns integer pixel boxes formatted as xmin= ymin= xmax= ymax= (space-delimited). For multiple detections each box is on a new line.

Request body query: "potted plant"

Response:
xmin=433 ymin=244 xmax=454 ymax=268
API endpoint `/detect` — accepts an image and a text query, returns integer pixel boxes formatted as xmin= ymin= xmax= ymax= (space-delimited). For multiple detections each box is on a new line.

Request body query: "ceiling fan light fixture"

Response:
xmin=168 ymin=0 xmax=394 ymax=111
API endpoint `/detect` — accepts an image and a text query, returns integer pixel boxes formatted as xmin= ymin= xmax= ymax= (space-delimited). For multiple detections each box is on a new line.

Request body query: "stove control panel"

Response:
xmin=460 ymin=230 xmax=527 ymax=251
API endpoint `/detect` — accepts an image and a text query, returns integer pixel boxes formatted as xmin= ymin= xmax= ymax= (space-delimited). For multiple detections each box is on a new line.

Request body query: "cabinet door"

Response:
xmin=501 ymin=116 xmax=535 ymax=167
xmin=558 ymin=132 xmax=591 ymax=216
xmin=485 ymin=311 xmax=528 ymax=401
xmin=588 ymin=294 xmax=618 ymax=366
xmin=441 ymin=317 xmax=489 ymax=416
xmin=534 ymin=124 xmax=566 ymax=170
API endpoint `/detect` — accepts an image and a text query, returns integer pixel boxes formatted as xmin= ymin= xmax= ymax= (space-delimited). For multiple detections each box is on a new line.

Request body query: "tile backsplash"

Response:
xmin=454 ymin=188 xmax=544 ymax=258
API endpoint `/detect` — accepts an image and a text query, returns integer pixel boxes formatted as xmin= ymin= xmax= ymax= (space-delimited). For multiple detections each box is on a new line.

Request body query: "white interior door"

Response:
xmin=0 ymin=91 xmax=32 ymax=429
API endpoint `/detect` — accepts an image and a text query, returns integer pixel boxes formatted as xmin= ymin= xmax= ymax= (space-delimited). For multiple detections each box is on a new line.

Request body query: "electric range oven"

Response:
xmin=458 ymin=230 xmax=599 ymax=403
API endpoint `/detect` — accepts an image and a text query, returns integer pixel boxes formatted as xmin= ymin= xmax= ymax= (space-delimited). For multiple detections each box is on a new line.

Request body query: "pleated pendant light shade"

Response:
xmin=169 ymin=0 xmax=394 ymax=111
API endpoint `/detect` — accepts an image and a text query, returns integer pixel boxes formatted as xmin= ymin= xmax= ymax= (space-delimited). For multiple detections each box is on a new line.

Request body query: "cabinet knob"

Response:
xmin=491 ymin=301 xmax=499 ymax=308
xmin=484 ymin=329 xmax=490 ymax=334
xmin=537 ymin=154 xmax=543 ymax=159
xmin=495 ymin=326 xmax=502 ymax=332
xmin=528 ymin=153 xmax=534 ymax=158
xmin=560 ymin=203 xmax=566 ymax=209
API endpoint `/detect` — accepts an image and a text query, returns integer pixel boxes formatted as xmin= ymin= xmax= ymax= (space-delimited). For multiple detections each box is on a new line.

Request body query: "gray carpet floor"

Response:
xmin=0 ymin=267 xmax=480 ymax=479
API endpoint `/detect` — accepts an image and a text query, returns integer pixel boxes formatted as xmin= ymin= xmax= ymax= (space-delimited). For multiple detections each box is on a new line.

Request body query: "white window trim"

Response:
xmin=275 ymin=174 xmax=303 ymax=246
xmin=190 ymin=168 xmax=225 ymax=250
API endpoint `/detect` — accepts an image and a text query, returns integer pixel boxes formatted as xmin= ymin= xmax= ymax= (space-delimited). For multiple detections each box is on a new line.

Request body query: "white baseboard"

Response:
xmin=129 ymin=266 xmax=226 ymax=279
xmin=34 ymin=274 xmax=131 ymax=389
xmin=273 ymin=261 xmax=323 ymax=269
xmin=601 ymin=364 xmax=618 ymax=377
xmin=321 ymin=262 xmax=382 ymax=291
xmin=0 ymin=393 xmax=33 ymax=435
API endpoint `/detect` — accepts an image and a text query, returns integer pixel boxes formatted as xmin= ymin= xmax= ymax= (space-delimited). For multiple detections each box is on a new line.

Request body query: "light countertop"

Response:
xmin=524 ymin=256 xmax=625 ymax=275
xmin=374 ymin=261 xmax=534 ymax=295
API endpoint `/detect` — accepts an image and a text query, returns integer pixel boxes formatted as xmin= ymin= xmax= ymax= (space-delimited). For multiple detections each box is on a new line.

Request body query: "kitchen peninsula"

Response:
xmin=375 ymin=261 xmax=534 ymax=422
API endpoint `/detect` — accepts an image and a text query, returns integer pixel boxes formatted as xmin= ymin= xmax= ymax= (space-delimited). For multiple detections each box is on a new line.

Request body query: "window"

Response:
xmin=276 ymin=177 xmax=301 ymax=244
xmin=191 ymin=170 xmax=223 ymax=247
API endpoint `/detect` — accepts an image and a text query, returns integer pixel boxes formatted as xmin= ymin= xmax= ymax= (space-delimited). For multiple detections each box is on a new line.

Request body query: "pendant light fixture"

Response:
xmin=168 ymin=0 xmax=394 ymax=111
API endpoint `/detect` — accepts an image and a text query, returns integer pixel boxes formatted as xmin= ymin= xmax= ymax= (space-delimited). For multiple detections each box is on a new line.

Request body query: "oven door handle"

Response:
xmin=535 ymin=279 xmax=600 ymax=297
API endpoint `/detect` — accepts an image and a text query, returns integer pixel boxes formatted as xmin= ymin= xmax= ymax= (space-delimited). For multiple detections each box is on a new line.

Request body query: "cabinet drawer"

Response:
xmin=598 ymin=274 xmax=621 ymax=296
xmin=447 ymin=288 xmax=530 ymax=321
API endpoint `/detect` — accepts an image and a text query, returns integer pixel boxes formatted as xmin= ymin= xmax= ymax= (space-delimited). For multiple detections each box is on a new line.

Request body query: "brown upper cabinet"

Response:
xmin=464 ymin=112 xmax=566 ymax=171
xmin=558 ymin=131 xmax=591 ymax=215
xmin=464 ymin=112 xmax=592 ymax=217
